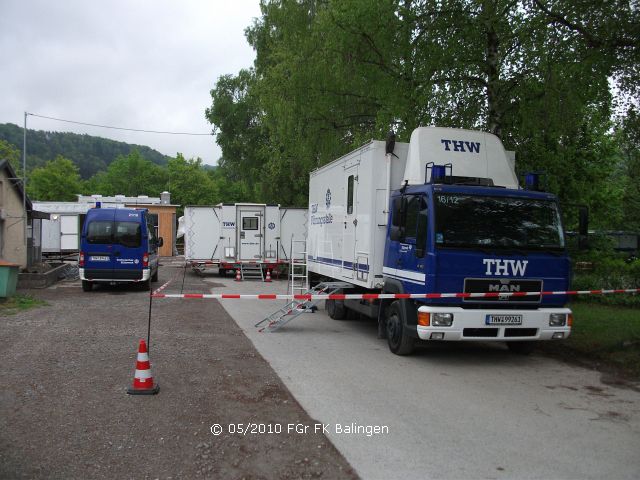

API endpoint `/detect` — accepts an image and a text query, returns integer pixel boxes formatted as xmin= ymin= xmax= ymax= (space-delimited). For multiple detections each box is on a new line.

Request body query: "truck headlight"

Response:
xmin=432 ymin=313 xmax=453 ymax=326
xmin=549 ymin=313 xmax=567 ymax=327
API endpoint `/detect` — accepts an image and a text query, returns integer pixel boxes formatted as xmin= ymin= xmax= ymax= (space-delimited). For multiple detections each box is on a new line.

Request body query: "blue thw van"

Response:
xmin=79 ymin=205 xmax=162 ymax=291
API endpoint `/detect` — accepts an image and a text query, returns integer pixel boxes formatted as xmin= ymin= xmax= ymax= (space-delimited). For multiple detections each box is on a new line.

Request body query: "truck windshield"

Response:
xmin=434 ymin=194 xmax=565 ymax=250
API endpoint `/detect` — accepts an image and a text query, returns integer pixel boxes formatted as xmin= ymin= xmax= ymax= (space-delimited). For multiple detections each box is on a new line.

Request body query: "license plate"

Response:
xmin=90 ymin=255 xmax=110 ymax=261
xmin=485 ymin=314 xmax=522 ymax=325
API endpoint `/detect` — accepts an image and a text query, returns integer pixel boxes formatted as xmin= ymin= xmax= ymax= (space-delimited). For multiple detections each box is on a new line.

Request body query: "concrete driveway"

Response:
xmin=201 ymin=274 xmax=640 ymax=480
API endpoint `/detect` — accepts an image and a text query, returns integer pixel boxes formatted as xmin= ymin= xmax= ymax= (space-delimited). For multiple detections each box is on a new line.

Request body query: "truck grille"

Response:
xmin=504 ymin=328 xmax=538 ymax=337
xmin=464 ymin=278 xmax=542 ymax=303
xmin=463 ymin=328 xmax=498 ymax=338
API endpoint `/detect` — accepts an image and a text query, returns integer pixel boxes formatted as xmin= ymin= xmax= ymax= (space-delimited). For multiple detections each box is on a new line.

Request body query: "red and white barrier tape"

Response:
xmin=152 ymin=288 xmax=640 ymax=300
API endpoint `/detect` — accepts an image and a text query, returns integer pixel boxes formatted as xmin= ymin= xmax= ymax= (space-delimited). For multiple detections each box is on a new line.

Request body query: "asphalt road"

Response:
xmin=209 ymin=274 xmax=640 ymax=480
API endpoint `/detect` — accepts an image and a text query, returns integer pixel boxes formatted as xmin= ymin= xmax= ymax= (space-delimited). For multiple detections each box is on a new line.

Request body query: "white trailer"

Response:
xmin=307 ymin=140 xmax=409 ymax=288
xmin=33 ymin=202 xmax=92 ymax=257
xmin=184 ymin=203 xmax=307 ymax=274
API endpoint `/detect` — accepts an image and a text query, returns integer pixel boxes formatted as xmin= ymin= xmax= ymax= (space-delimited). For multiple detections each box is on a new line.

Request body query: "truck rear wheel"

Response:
xmin=507 ymin=341 xmax=535 ymax=355
xmin=81 ymin=280 xmax=92 ymax=292
xmin=386 ymin=301 xmax=415 ymax=355
xmin=326 ymin=299 xmax=347 ymax=320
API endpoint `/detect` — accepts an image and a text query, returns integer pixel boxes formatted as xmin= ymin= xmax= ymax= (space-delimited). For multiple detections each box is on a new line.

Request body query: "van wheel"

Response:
xmin=326 ymin=299 xmax=347 ymax=320
xmin=151 ymin=270 xmax=158 ymax=282
xmin=82 ymin=280 xmax=92 ymax=292
xmin=386 ymin=301 xmax=415 ymax=355
xmin=507 ymin=341 xmax=535 ymax=355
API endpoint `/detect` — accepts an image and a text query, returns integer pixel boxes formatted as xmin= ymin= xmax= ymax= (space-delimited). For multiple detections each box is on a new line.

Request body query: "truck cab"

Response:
xmin=383 ymin=180 xmax=572 ymax=354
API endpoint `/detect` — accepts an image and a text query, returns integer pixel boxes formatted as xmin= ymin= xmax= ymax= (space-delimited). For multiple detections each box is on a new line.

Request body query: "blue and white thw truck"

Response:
xmin=307 ymin=127 xmax=573 ymax=355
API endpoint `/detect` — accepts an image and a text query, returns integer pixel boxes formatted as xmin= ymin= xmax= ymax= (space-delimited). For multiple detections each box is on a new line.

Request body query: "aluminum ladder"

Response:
xmin=289 ymin=236 xmax=309 ymax=296
xmin=255 ymin=281 xmax=353 ymax=332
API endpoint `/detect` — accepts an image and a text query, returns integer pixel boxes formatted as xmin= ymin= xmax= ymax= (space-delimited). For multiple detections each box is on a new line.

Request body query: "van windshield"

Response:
xmin=87 ymin=221 xmax=142 ymax=248
xmin=434 ymin=194 xmax=565 ymax=251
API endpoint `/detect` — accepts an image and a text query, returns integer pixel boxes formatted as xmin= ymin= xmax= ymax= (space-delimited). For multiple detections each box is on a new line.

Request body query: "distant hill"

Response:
xmin=0 ymin=123 xmax=170 ymax=179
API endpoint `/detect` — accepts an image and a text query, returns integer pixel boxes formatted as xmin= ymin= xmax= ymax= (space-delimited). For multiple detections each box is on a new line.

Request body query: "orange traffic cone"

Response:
xmin=264 ymin=269 xmax=272 ymax=282
xmin=127 ymin=339 xmax=159 ymax=395
xmin=235 ymin=268 xmax=242 ymax=281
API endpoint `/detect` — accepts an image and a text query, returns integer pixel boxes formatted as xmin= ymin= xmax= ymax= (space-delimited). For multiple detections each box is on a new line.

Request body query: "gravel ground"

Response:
xmin=0 ymin=265 xmax=357 ymax=480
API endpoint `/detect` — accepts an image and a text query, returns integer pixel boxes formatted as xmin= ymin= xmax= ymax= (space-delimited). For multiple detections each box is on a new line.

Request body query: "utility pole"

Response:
xmin=23 ymin=112 xmax=27 ymax=248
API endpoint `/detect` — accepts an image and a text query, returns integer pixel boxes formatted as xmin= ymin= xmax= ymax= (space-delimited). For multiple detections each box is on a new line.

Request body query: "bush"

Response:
xmin=571 ymin=250 xmax=640 ymax=306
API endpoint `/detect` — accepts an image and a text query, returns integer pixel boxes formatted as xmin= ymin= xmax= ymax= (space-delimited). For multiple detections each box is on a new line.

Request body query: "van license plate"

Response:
xmin=90 ymin=255 xmax=109 ymax=261
xmin=486 ymin=314 xmax=522 ymax=325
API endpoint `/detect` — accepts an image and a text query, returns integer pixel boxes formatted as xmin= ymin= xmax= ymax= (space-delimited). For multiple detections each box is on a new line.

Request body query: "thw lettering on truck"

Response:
xmin=482 ymin=259 xmax=529 ymax=276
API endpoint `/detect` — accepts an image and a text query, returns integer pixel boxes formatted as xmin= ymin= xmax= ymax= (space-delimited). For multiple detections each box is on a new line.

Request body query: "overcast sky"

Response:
xmin=0 ymin=0 xmax=262 ymax=166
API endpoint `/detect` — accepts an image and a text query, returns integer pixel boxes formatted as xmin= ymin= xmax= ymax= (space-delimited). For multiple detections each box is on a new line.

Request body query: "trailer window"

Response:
xmin=87 ymin=221 xmax=113 ymax=244
xmin=243 ymin=217 xmax=259 ymax=230
xmin=347 ymin=175 xmax=354 ymax=215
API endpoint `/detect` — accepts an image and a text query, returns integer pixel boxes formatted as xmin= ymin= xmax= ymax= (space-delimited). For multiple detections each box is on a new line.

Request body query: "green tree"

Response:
xmin=207 ymin=0 xmax=633 ymax=222
xmin=617 ymin=109 xmax=640 ymax=230
xmin=27 ymin=155 xmax=83 ymax=201
xmin=166 ymin=154 xmax=218 ymax=208
xmin=87 ymin=150 xmax=168 ymax=196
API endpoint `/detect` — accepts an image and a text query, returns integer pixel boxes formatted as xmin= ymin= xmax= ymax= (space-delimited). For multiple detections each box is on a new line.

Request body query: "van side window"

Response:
xmin=87 ymin=221 xmax=113 ymax=244
xmin=347 ymin=175 xmax=354 ymax=214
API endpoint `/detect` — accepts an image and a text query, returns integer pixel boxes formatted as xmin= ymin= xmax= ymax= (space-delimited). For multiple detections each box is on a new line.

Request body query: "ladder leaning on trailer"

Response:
xmin=288 ymin=235 xmax=309 ymax=296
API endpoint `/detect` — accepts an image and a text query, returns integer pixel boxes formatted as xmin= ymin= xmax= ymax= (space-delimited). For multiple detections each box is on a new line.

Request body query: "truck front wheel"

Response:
xmin=386 ymin=301 xmax=415 ymax=355
xmin=326 ymin=299 xmax=347 ymax=320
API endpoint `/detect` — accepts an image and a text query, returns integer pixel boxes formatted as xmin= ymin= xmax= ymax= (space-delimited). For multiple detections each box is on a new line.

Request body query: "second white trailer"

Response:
xmin=184 ymin=203 xmax=307 ymax=274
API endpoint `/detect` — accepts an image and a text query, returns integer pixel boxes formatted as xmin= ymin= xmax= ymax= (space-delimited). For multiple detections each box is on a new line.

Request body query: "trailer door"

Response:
xmin=341 ymin=166 xmax=358 ymax=279
xmin=60 ymin=215 xmax=79 ymax=251
xmin=239 ymin=210 xmax=262 ymax=260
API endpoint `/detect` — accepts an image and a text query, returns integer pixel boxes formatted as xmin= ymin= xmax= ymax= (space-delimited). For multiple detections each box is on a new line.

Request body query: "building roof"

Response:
xmin=0 ymin=158 xmax=33 ymax=210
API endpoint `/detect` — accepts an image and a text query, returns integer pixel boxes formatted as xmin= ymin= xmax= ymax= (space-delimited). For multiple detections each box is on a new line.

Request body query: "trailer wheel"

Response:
xmin=386 ymin=301 xmax=415 ymax=355
xmin=81 ymin=280 xmax=92 ymax=292
xmin=507 ymin=341 xmax=535 ymax=355
xmin=326 ymin=299 xmax=347 ymax=320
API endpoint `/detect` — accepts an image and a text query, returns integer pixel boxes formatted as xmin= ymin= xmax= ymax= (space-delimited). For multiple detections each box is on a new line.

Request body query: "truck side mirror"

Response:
xmin=578 ymin=207 xmax=589 ymax=250
xmin=158 ymin=237 xmax=164 ymax=248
